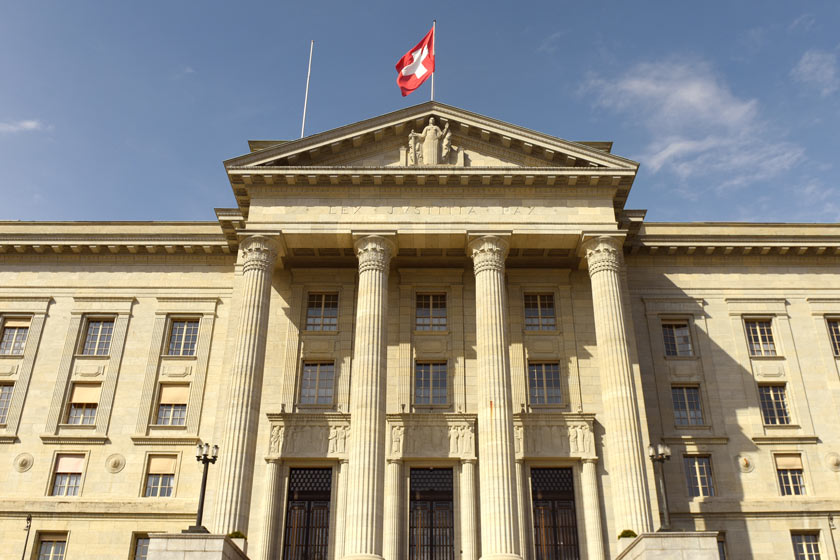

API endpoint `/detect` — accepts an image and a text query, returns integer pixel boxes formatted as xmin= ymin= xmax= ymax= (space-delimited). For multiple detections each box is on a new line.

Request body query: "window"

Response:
xmin=155 ymin=384 xmax=189 ymax=426
xmin=792 ymin=533 xmax=822 ymax=560
xmin=144 ymin=455 xmax=176 ymax=497
xmin=671 ymin=386 xmax=704 ymax=426
xmin=416 ymin=294 xmax=447 ymax=331
xmin=662 ymin=321 xmax=693 ymax=357
xmin=64 ymin=383 xmax=100 ymax=425
xmin=0 ymin=317 xmax=29 ymax=355
xmin=166 ymin=319 xmax=199 ymax=356
xmin=306 ymin=293 xmax=338 ymax=331
xmin=828 ymin=320 xmax=840 ymax=357
xmin=80 ymin=318 xmax=114 ymax=355
xmin=524 ymin=294 xmax=556 ymax=331
xmin=758 ymin=384 xmax=790 ymax=425
xmin=528 ymin=362 xmax=562 ymax=405
xmin=414 ymin=362 xmax=447 ymax=405
xmin=0 ymin=383 xmax=13 ymax=424
xmin=37 ymin=536 xmax=67 ymax=560
xmin=717 ymin=534 xmax=727 ymax=560
xmin=684 ymin=456 xmax=715 ymax=497
xmin=299 ymin=362 xmax=335 ymax=405
xmin=51 ymin=454 xmax=84 ymax=496
xmin=530 ymin=468 xmax=580 ymax=559
xmin=409 ymin=468 xmax=455 ymax=560
xmin=284 ymin=468 xmax=332 ymax=559
xmin=133 ymin=535 xmax=150 ymax=560
xmin=776 ymin=454 xmax=805 ymax=496
xmin=745 ymin=319 xmax=776 ymax=356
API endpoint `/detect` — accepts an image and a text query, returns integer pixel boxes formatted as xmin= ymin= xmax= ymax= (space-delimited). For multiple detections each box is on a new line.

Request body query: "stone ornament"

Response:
xmin=825 ymin=453 xmax=840 ymax=472
xmin=240 ymin=235 xmax=278 ymax=274
xmin=568 ymin=424 xmax=593 ymax=455
xmin=584 ymin=236 xmax=622 ymax=276
xmin=269 ymin=425 xmax=284 ymax=455
xmin=406 ymin=118 xmax=461 ymax=166
xmin=390 ymin=425 xmax=404 ymax=456
xmin=469 ymin=236 xmax=509 ymax=275
xmin=105 ymin=453 xmax=126 ymax=474
xmin=354 ymin=235 xmax=394 ymax=274
xmin=14 ymin=452 xmax=34 ymax=473
xmin=448 ymin=424 xmax=476 ymax=458
xmin=737 ymin=455 xmax=755 ymax=473
xmin=328 ymin=425 xmax=349 ymax=454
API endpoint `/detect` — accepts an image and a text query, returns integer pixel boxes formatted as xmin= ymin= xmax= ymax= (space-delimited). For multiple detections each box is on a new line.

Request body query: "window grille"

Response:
xmin=792 ymin=533 xmax=822 ymax=560
xmin=684 ymin=456 xmax=715 ymax=497
xmin=38 ymin=538 xmax=67 ymax=560
xmin=305 ymin=293 xmax=338 ymax=331
xmin=284 ymin=468 xmax=332 ymax=560
xmin=662 ymin=321 xmax=693 ymax=356
xmin=758 ymin=385 xmax=790 ymax=425
xmin=415 ymin=362 xmax=447 ymax=405
xmin=0 ymin=317 xmax=29 ymax=355
xmin=133 ymin=536 xmax=150 ymax=560
xmin=416 ymin=294 xmax=447 ymax=331
xmin=528 ymin=363 xmax=562 ymax=405
xmin=81 ymin=318 xmax=114 ymax=355
xmin=671 ymin=386 xmax=704 ymax=426
xmin=0 ymin=384 xmax=13 ymax=424
xmin=745 ymin=319 xmax=776 ymax=356
xmin=530 ymin=468 xmax=579 ymax=559
xmin=828 ymin=320 xmax=840 ymax=357
xmin=410 ymin=468 xmax=454 ymax=560
xmin=166 ymin=319 xmax=199 ymax=356
xmin=299 ymin=362 xmax=335 ymax=405
xmin=524 ymin=294 xmax=556 ymax=331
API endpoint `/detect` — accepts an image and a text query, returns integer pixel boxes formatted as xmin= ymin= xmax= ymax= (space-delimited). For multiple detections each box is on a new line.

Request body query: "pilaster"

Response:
xmin=581 ymin=458 xmax=606 ymax=560
xmin=383 ymin=459 xmax=403 ymax=560
xmin=460 ymin=458 xmax=478 ymax=560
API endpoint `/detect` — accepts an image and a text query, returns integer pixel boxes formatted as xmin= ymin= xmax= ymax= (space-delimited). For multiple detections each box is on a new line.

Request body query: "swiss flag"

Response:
xmin=395 ymin=27 xmax=435 ymax=96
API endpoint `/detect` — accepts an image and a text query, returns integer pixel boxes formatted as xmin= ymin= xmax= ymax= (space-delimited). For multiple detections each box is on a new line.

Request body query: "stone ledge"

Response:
xmin=148 ymin=534 xmax=249 ymax=560
xmin=616 ymin=532 xmax=719 ymax=560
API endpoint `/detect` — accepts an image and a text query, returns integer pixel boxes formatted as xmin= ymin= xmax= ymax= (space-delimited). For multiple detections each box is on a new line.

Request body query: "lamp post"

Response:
xmin=648 ymin=443 xmax=672 ymax=531
xmin=185 ymin=443 xmax=219 ymax=534
xmin=20 ymin=514 xmax=32 ymax=560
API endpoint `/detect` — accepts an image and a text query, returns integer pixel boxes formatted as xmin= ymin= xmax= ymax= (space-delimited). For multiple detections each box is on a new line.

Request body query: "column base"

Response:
xmin=342 ymin=555 xmax=385 ymax=560
xmin=480 ymin=555 xmax=522 ymax=560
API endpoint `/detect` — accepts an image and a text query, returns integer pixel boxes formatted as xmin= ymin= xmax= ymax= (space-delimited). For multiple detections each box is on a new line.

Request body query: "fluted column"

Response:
xmin=343 ymin=235 xmax=394 ymax=560
xmin=214 ymin=235 xmax=278 ymax=534
xmin=515 ymin=459 xmax=530 ymax=559
xmin=469 ymin=235 xmax=521 ymax=560
xmin=334 ymin=459 xmax=350 ymax=558
xmin=460 ymin=459 xmax=478 ymax=560
xmin=383 ymin=459 xmax=403 ymax=560
xmin=581 ymin=459 xmax=606 ymax=560
xmin=258 ymin=460 xmax=284 ymax=560
xmin=583 ymin=236 xmax=652 ymax=534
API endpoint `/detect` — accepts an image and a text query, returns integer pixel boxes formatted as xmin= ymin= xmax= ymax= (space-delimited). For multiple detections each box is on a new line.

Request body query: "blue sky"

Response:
xmin=1 ymin=1 xmax=838 ymax=222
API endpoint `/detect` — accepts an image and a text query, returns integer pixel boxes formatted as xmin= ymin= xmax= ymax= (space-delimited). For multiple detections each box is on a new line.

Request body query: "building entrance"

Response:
xmin=409 ymin=467 xmax=455 ymax=560
xmin=531 ymin=467 xmax=580 ymax=560
xmin=282 ymin=468 xmax=332 ymax=560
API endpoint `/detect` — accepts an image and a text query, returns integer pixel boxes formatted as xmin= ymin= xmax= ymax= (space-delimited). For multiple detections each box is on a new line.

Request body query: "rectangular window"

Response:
xmin=0 ymin=317 xmax=29 ymax=355
xmin=792 ymin=533 xmax=822 ymax=560
xmin=37 ymin=536 xmax=67 ymax=560
xmin=776 ymin=454 xmax=806 ymax=496
xmin=51 ymin=454 xmax=84 ymax=496
xmin=524 ymin=294 xmax=556 ymax=331
xmin=717 ymin=534 xmax=727 ymax=560
xmin=0 ymin=383 xmax=13 ymax=424
xmin=166 ymin=319 xmax=199 ymax=356
xmin=745 ymin=319 xmax=776 ymax=356
xmin=662 ymin=321 xmax=693 ymax=357
xmin=80 ymin=318 xmax=114 ymax=356
xmin=531 ymin=468 xmax=580 ymax=559
xmin=144 ymin=455 xmax=176 ymax=497
xmin=284 ymin=468 xmax=332 ymax=559
xmin=155 ymin=384 xmax=189 ymax=426
xmin=300 ymin=362 xmax=335 ymax=405
xmin=684 ymin=456 xmax=715 ymax=497
xmin=306 ymin=293 xmax=338 ymax=331
xmin=759 ymin=384 xmax=790 ymax=425
xmin=828 ymin=320 xmax=840 ymax=357
xmin=409 ymin=468 xmax=455 ymax=560
xmin=528 ymin=362 xmax=562 ymax=405
xmin=65 ymin=383 xmax=100 ymax=425
xmin=133 ymin=535 xmax=150 ymax=560
xmin=671 ymin=386 xmax=704 ymax=426
xmin=414 ymin=362 xmax=448 ymax=405
xmin=416 ymin=294 xmax=447 ymax=331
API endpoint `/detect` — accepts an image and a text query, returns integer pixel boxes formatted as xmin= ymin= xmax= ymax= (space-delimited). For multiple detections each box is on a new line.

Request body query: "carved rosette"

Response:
xmin=106 ymin=454 xmax=126 ymax=474
xmin=240 ymin=236 xmax=278 ymax=274
xmin=14 ymin=452 xmax=34 ymax=473
xmin=354 ymin=235 xmax=394 ymax=274
xmin=469 ymin=236 xmax=509 ymax=275
xmin=583 ymin=236 xmax=621 ymax=277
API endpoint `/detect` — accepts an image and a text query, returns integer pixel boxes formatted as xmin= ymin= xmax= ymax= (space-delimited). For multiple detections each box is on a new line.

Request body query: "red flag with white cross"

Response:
xmin=395 ymin=26 xmax=435 ymax=97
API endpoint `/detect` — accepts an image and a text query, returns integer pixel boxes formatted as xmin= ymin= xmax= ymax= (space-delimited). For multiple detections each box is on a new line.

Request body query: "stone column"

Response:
xmin=583 ymin=236 xmax=652 ymax=534
xmin=334 ymin=459 xmax=350 ymax=559
xmin=460 ymin=459 xmax=478 ymax=560
xmin=515 ymin=459 xmax=530 ymax=559
xmin=468 ymin=235 xmax=522 ymax=560
xmin=258 ymin=460 xmax=284 ymax=560
xmin=213 ymin=235 xmax=278 ymax=535
xmin=581 ymin=458 xmax=605 ymax=560
xmin=383 ymin=459 xmax=403 ymax=560
xmin=343 ymin=235 xmax=394 ymax=560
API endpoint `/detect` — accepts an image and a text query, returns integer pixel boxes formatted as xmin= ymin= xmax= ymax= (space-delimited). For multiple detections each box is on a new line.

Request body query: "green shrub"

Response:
xmin=618 ymin=529 xmax=638 ymax=540
xmin=227 ymin=530 xmax=247 ymax=539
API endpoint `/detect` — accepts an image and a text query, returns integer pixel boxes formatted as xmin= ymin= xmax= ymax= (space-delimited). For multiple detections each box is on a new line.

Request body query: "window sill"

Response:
xmin=41 ymin=433 xmax=108 ymax=444
xmin=159 ymin=354 xmax=197 ymax=361
xmin=149 ymin=424 xmax=188 ymax=430
xmin=73 ymin=354 xmax=110 ymax=360
xmin=673 ymin=424 xmax=712 ymax=431
xmin=664 ymin=355 xmax=699 ymax=361
xmin=0 ymin=353 xmax=24 ymax=359
xmin=413 ymin=330 xmax=450 ymax=336
xmin=58 ymin=423 xmax=97 ymax=429
xmin=301 ymin=330 xmax=339 ymax=336
xmin=131 ymin=433 xmax=200 ymax=446
xmin=528 ymin=403 xmax=566 ymax=410
xmin=523 ymin=329 xmax=561 ymax=336
xmin=296 ymin=404 xmax=335 ymax=411
xmin=412 ymin=404 xmax=450 ymax=410
xmin=748 ymin=354 xmax=785 ymax=360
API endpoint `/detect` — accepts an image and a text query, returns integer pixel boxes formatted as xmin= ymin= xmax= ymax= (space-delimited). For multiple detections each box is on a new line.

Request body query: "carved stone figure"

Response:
xmin=337 ymin=426 xmax=348 ymax=454
xmin=449 ymin=425 xmax=460 ymax=454
xmin=514 ymin=425 xmax=523 ymax=454
xmin=459 ymin=425 xmax=474 ymax=456
xmin=569 ymin=424 xmax=580 ymax=454
xmin=328 ymin=426 xmax=338 ymax=454
xmin=390 ymin=425 xmax=404 ymax=455
xmin=408 ymin=130 xmax=419 ymax=165
xmin=269 ymin=425 xmax=284 ymax=454
xmin=407 ymin=117 xmax=451 ymax=165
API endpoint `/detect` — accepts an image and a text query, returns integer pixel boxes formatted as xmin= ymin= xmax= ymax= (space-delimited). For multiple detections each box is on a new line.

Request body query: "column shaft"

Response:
xmin=460 ymin=459 xmax=478 ymax=560
xmin=334 ymin=460 xmax=349 ymax=559
xmin=581 ymin=459 xmax=606 ymax=560
xmin=213 ymin=236 xmax=277 ymax=534
xmin=257 ymin=461 xmax=284 ymax=560
xmin=515 ymin=459 xmax=530 ymax=559
xmin=383 ymin=460 xmax=403 ymax=560
xmin=469 ymin=235 xmax=521 ymax=560
xmin=343 ymin=236 xmax=393 ymax=560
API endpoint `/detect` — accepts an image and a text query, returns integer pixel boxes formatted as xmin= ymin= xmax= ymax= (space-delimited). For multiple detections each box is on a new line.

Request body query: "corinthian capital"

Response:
xmin=469 ymin=235 xmax=509 ymax=275
xmin=240 ymin=236 xmax=278 ymax=273
xmin=583 ymin=236 xmax=622 ymax=277
xmin=354 ymin=235 xmax=394 ymax=274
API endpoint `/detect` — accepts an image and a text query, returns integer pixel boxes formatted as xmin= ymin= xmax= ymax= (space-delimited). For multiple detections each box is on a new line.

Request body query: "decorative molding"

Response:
xmin=751 ymin=435 xmax=819 ymax=445
xmin=355 ymin=235 xmax=394 ymax=274
xmin=240 ymin=236 xmax=279 ymax=273
xmin=583 ymin=236 xmax=621 ymax=276
xmin=105 ymin=453 xmax=126 ymax=473
xmin=14 ymin=452 xmax=34 ymax=472
xmin=469 ymin=235 xmax=508 ymax=275
xmin=40 ymin=434 xmax=109 ymax=444
xmin=130 ymin=434 xmax=202 ymax=446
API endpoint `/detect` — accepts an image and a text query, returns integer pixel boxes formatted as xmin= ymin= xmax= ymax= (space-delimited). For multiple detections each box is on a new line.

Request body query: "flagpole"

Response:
xmin=301 ymin=40 xmax=314 ymax=139
xmin=431 ymin=20 xmax=436 ymax=101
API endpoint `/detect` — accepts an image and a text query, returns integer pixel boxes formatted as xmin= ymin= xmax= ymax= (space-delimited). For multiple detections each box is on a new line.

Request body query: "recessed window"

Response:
xmin=37 ymin=535 xmax=67 ymax=560
xmin=65 ymin=383 xmax=100 ymax=425
xmin=155 ymin=384 xmax=189 ymax=426
xmin=758 ymin=384 xmax=790 ymax=425
xmin=306 ymin=293 xmax=338 ymax=331
xmin=524 ymin=294 xmax=556 ymax=331
xmin=717 ymin=534 xmax=727 ymax=560
xmin=745 ymin=319 xmax=776 ymax=357
xmin=300 ymin=362 xmax=335 ymax=405
xmin=671 ymin=386 xmax=704 ymax=426
xmin=51 ymin=454 xmax=84 ymax=496
xmin=776 ymin=454 xmax=805 ymax=496
xmin=80 ymin=318 xmax=114 ymax=356
xmin=414 ymin=362 xmax=447 ymax=405
xmin=0 ymin=317 xmax=29 ymax=355
xmin=133 ymin=534 xmax=150 ymax=560
xmin=828 ymin=320 xmax=840 ymax=357
xmin=662 ymin=321 xmax=693 ymax=357
xmin=792 ymin=533 xmax=821 ymax=560
xmin=684 ymin=455 xmax=715 ymax=497
xmin=166 ymin=319 xmax=199 ymax=356
xmin=528 ymin=362 xmax=562 ymax=405
xmin=144 ymin=455 xmax=176 ymax=497
xmin=416 ymin=294 xmax=447 ymax=331
xmin=0 ymin=383 xmax=13 ymax=425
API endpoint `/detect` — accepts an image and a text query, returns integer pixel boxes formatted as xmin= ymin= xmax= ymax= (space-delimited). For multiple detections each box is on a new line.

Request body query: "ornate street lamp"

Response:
xmin=648 ymin=443 xmax=672 ymax=531
xmin=184 ymin=443 xmax=219 ymax=534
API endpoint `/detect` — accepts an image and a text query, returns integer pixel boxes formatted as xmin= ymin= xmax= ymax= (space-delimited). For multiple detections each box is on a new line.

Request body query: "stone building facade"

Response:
xmin=1 ymin=103 xmax=839 ymax=559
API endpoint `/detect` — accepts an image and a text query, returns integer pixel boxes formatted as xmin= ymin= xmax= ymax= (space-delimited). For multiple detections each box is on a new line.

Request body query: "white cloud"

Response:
xmin=791 ymin=50 xmax=839 ymax=97
xmin=0 ymin=119 xmax=46 ymax=133
xmin=788 ymin=13 xmax=816 ymax=33
xmin=537 ymin=31 xmax=567 ymax=55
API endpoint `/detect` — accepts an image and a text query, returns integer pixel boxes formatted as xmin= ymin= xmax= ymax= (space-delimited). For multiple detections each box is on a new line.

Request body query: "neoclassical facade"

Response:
xmin=1 ymin=103 xmax=839 ymax=560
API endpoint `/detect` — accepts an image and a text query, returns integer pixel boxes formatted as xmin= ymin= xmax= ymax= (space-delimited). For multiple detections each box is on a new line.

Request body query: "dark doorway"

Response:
xmin=531 ymin=467 xmax=580 ymax=560
xmin=409 ymin=467 xmax=455 ymax=560
xmin=283 ymin=468 xmax=332 ymax=560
